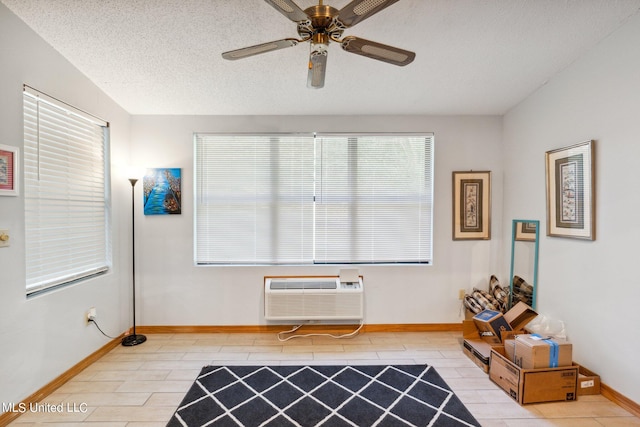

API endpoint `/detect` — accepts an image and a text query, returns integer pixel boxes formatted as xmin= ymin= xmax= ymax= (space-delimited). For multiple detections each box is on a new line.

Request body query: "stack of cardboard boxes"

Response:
xmin=462 ymin=302 xmax=600 ymax=404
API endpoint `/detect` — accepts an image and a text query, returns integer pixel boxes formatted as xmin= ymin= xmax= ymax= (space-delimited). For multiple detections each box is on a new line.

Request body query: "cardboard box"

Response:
xmin=504 ymin=338 xmax=516 ymax=361
xmin=461 ymin=302 xmax=540 ymax=376
xmin=462 ymin=338 xmax=493 ymax=373
xmin=462 ymin=319 xmax=479 ymax=338
xmin=577 ymin=365 xmax=601 ymax=396
xmin=512 ymin=334 xmax=572 ymax=369
xmin=472 ymin=310 xmax=512 ymax=344
xmin=504 ymin=301 xmax=538 ymax=331
xmin=464 ymin=308 xmax=476 ymax=320
xmin=469 ymin=302 xmax=538 ymax=344
xmin=489 ymin=346 xmax=578 ymax=404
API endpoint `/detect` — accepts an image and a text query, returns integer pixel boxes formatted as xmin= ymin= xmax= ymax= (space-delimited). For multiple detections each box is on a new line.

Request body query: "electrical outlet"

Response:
xmin=86 ymin=307 xmax=96 ymax=323
xmin=458 ymin=289 xmax=466 ymax=300
xmin=0 ymin=229 xmax=9 ymax=248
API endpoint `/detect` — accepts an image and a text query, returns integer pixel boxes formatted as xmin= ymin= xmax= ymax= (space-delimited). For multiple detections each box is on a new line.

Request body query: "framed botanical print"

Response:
xmin=545 ymin=140 xmax=595 ymax=240
xmin=0 ymin=144 xmax=19 ymax=196
xmin=452 ymin=171 xmax=491 ymax=240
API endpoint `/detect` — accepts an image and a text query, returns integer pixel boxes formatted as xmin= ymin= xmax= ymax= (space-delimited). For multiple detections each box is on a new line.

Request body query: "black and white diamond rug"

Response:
xmin=167 ymin=364 xmax=481 ymax=427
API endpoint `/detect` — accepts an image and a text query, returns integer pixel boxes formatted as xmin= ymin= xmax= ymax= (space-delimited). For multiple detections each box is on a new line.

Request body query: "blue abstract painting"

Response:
xmin=143 ymin=168 xmax=181 ymax=215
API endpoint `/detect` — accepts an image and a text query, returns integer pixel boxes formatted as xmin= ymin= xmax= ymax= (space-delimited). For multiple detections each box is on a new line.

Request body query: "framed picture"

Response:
xmin=452 ymin=171 xmax=491 ymax=240
xmin=515 ymin=221 xmax=537 ymax=241
xmin=0 ymin=144 xmax=19 ymax=196
xmin=143 ymin=168 xmax=182 ymax=215
xmin=545 ymin=140 xmax=595 ymax=240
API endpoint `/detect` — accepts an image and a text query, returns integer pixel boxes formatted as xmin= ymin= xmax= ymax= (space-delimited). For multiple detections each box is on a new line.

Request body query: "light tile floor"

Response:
xmin=8 ymin=331 xmax=640 ymax=426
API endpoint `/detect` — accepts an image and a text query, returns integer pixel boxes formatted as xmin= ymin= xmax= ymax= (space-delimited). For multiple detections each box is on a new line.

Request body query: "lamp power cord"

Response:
xmin=88 ymin=317 xmax=119 ymax=339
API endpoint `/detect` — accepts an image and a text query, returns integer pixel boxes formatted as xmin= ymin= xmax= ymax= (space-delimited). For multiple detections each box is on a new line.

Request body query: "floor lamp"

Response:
xmin=122 ymin=177 xmax=147 ymax=346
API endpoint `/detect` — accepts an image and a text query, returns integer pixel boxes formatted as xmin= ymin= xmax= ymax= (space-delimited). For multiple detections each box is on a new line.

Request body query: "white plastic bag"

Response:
xmin=525 ymin=314 xmax=567 ymax=339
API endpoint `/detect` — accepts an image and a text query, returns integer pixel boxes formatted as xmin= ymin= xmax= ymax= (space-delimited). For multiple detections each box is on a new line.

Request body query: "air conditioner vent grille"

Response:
xmin=270 ymin=280 xmax=337 ymax=290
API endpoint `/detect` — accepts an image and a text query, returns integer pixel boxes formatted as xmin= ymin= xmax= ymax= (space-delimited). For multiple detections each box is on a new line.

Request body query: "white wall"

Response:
xmin=3 ymin=0 xmax=638 ymax=410
xmin=130 ymin=115 xmax=505 ymax=326
xmin=503 ymin=13 xmax=640 ymax=403
xmin=0 ymin=4 xmax=132 ymax=406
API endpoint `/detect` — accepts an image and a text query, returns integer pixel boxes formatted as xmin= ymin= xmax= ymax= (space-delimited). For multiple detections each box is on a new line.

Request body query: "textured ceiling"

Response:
xmin=3 ymin=0 xmax=640 ymax=115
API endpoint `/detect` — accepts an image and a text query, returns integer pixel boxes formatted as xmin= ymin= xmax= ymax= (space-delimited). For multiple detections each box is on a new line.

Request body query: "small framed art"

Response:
xmin=0 ymin=144 xmax=19 ymax=196
xmin=143 ymin=168 xmax=182 ymax=215
xmin=545 ymin=140 xmax=595 ymax=240
xmin=515 ymin=221 xmax=537 ymax=241
xmin=452 ymin=170 xmax=491 ymax=240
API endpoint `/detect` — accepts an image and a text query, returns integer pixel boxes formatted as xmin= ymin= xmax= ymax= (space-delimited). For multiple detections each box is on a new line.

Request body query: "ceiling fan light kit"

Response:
xmin=222 ymin=0 xmax=415 ymax=88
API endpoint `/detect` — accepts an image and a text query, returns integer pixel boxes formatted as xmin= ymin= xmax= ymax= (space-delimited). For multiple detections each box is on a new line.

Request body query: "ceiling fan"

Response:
xmin=221 ymin=0 xmax=416 ymax=88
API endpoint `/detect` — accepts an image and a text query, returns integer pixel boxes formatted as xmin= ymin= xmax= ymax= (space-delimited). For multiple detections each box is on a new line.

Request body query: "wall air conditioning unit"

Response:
xmin=264 ymin=276 xmax=364 ymax=321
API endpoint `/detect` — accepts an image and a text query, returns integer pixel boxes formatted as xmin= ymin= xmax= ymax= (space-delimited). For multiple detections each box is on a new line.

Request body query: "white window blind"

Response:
xmin=195 ymin=134 xmax=315 ymax=264
xmin=194 ymin=133 xmax=433 ymax=265
xmin=314 ymin=134 xmax=433 ymax=263
xmin=23 ymin=86 xmax=110 ymax=295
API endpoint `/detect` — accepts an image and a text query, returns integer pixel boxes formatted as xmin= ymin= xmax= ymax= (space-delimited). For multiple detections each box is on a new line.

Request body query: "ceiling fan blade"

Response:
xmin=337 ymin=0 xmax=400 ymax=27
xmin=264 ymin=0 xmax=309 ymax=22
xmin=307 ymin=43 xmax=328 ymax=89
xmin=341 ymin=36 xmax=415 ymax=66
xmin=222 ymin=39 xmax=298 ymax=60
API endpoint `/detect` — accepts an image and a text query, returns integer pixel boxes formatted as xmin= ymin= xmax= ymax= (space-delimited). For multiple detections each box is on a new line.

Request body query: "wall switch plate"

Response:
xmin=0 ymin=229 xmax=9 ymax=248
xmin=458 ymin=289 xmax=466 ymax=300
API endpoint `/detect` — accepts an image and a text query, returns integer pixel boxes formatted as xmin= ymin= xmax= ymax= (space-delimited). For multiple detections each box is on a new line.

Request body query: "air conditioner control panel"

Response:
xmin=339 ymin=280 xmax=361 ymax=290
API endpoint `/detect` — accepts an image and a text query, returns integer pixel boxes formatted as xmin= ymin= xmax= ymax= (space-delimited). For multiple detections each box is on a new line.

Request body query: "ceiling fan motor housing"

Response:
xmin=298 ymin=5 xmax=345 ymax=42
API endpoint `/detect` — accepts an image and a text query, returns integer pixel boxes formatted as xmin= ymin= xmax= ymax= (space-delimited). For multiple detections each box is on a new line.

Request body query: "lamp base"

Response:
xmin=121 ymin=334 xmax=147 ymax=346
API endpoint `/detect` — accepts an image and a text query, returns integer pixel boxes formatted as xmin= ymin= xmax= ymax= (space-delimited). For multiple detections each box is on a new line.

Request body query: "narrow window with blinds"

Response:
xmin=23 ymin=86 xmax=111 ymax=296
xmin=195 ymin=133 xmax=433 ymax=265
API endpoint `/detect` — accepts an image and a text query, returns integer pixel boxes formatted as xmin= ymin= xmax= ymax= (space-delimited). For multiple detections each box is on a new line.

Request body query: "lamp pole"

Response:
xmin=122 ymin=178 xmax=146 ymax=346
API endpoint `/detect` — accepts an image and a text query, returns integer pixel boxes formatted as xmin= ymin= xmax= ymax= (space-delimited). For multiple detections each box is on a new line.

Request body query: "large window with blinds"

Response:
xmin=23 ymin=86 xmax=110 ymax=296
xmin=195 ymin=133 xmax=433 ymax=265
